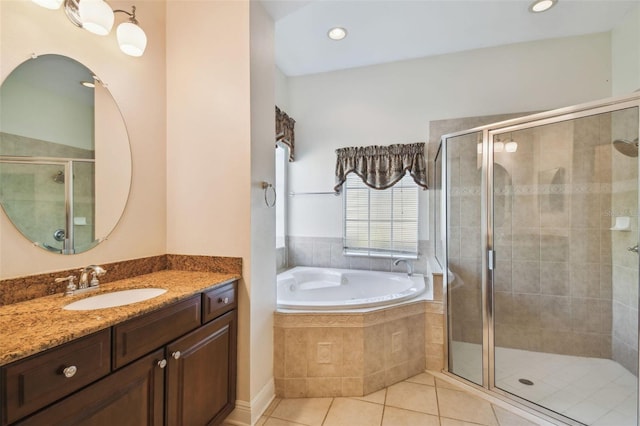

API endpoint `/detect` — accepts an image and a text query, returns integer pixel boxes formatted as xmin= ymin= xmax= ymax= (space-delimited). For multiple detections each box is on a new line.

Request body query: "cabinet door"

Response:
xmin=166 ymin=311 xmax=237 ymax=426
xmin=17 ymin=349 xmax=165 ymax=426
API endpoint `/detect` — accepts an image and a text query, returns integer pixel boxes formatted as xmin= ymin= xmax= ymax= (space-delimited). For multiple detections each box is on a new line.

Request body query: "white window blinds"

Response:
xmin=343 ymin=173 xmax=418 ymax=257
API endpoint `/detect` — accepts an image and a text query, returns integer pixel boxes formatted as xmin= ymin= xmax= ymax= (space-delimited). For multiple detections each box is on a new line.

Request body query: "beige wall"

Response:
xmin=612 ymin=4 xmax=640 ymax=96
xmin=0 ymin=0 xmax=167 ymax=278
xmin=166 ymin=1 xmax=276 ymax=422
xmin=249 ymin=0 xmax=277 ymax=410
xmin=283 ymin=33 xmax=612 ymax=248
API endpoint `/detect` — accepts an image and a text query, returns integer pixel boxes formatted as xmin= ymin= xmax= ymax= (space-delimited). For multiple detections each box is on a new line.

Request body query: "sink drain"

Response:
xmin=518 ymin=378 xmax=534 ymax=386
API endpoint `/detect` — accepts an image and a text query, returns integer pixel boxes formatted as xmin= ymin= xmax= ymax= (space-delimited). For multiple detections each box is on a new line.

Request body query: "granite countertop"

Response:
xmin=0 ymin=270 xmax=239 ymax=366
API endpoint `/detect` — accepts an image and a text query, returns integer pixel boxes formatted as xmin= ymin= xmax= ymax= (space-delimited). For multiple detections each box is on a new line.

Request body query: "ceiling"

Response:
xmin=261 ymin=0 xmax=638 ymax=77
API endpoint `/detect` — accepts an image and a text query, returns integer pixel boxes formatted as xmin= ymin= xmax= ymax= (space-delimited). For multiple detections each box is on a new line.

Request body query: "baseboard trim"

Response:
xmin=224 ymin=379 xmax=275 ymax=426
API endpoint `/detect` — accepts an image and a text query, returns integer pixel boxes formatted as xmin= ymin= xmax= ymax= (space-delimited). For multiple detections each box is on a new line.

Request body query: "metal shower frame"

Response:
xmin=438 ymin=91 xmax=640 ymax=426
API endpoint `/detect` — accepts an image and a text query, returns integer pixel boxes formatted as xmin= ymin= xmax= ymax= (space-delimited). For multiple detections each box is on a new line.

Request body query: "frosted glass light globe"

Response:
xmin=117 ymin=22 xmax=147 ymax=57
xmin=32 ymin=0 xmax=64 ymax=10
xmin=79 ymin=0 xmax=114 ymax=35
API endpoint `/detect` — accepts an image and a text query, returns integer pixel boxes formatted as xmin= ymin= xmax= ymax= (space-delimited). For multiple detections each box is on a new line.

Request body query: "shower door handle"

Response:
xmin=487 ymin=250 xmax=496 ymax=270
xmin=628 ymin=245 xmax=638 ymax=254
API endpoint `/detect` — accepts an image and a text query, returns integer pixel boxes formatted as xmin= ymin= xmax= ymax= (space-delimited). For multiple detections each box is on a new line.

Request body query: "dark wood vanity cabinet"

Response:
xmin=1 ymin=281 xmax=238 ymax=426
xmin=166 ymin=311 xmax=237 ymax=426
xmin=17 ymin=349 xmax=165 ymax=426
xmin=1 ymin=330 xmax=111 ymax=425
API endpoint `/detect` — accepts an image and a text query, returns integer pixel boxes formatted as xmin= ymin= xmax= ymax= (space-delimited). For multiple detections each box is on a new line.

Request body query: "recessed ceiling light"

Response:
xmin=327 ymin=27 xmax=347 ymax=41
xmin=529 ymin=0 xmax=557 ymax=13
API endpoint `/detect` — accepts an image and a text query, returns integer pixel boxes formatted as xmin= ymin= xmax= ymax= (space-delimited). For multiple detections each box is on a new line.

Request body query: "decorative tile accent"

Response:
xmin=317 ymin=342 xmax=333 ymax=364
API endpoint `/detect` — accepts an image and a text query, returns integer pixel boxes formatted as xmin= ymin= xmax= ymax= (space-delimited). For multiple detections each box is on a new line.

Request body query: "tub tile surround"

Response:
xmin=286 ymin=236 xmax=431 ymax=276
xmin=273 ymin=299 xmax=445 ymax=398
xmin=0 ymin=254 xmax=242 ymax=306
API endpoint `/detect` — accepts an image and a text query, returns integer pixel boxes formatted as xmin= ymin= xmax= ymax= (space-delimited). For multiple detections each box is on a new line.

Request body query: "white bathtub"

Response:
xmin=277 ymin=266 xmax=426 ymax=310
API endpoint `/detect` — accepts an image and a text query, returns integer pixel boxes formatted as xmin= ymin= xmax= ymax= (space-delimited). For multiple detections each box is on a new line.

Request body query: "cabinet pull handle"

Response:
xmin=157 ymin=359 xmax=167 ymax=369
xmin=62 ymin=365 xmax=77 ymax=378
xmin=172 ymin=351 xmax=181 ymax=360
xmin=218 ymin=297 xmax=229 ymax=304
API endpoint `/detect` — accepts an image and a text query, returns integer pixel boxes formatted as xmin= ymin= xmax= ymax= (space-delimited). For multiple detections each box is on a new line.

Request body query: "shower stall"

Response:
xmin=436 ymin=93 xmax=640 ymax=425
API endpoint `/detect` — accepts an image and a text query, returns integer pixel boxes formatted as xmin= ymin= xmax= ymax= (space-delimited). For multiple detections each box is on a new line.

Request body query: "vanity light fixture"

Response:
xmin=80 ymin=81 xmax=95 ymax=88
xmin=327 ymin=27 xmax=347 ymax=41
xmin=32 ymin=0 xmax=64 ymax=10
xmin=31 ymin=0 xmax=147 ymax=57
xmin=529 ymin=0 xmax=557 ymax=13
xmin=78 ymin=0 xmax=113 ymax=35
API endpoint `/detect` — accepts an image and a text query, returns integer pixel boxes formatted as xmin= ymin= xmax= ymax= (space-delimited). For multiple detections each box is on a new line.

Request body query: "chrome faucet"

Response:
xmin=78 ymin=265 xmax=107 ymax=289
xmin=393 ymin=259 xmax=413 ymax=276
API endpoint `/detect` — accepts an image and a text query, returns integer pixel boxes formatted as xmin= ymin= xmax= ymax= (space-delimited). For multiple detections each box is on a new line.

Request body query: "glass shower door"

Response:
xmin=0 ymin=161 xmax=66 ymax=252
xmin=445 ymin=131 xmax=485 ymax=385
xmin=491 ymin=107 xmax=639 ymax=426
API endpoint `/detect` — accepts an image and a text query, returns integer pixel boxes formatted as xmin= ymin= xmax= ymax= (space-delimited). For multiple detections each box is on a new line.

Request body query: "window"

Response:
xmin=275 ymin=144 xmax=288 ymax=248
xmin=343 ymin=173 xmax=418 ymax=257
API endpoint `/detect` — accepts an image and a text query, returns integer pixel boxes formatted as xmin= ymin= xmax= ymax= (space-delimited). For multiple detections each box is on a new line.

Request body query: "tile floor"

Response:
xmin=451 ymin=342 xmax=638 ymax=426
xmin=256 ymin=372 xmax=543 ymax=426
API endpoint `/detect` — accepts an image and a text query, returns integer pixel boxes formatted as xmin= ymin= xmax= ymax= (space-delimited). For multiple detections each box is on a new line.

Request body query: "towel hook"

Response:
xmin=261 ymin=181 xmax=276 ymax=208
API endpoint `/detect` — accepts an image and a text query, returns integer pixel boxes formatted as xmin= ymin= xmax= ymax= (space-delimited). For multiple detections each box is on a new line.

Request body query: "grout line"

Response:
xmin=490 ymin=403 xmax=502 ymax=426
xmin=265 ymin=398 xmax=282 ymax=418
xmin=320 ymin=397 xmax=335 ymax=426
xmin=268 ymin=414 xmax=311 ymax=426
xmin=433 ymin=380 xmax=442 ymax=423
xmin=439 ymin=415 xmax=489 ymax=426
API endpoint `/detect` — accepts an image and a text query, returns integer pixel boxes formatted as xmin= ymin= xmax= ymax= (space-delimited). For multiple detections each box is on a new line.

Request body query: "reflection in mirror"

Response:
xmin=0 ymin=54 xmax=131 ymax=254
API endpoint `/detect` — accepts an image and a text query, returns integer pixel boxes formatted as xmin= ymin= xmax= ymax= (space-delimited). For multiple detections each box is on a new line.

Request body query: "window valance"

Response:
xmin=276 ymin=106 xmax=295 ymax=162
xmin=334 ymin=142 xmax=429 ymax=193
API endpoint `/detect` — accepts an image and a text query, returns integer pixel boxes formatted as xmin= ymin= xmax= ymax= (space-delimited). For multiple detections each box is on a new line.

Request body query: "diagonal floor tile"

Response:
xmin=351 ymin=388 xmax=386 ymax=405
xmin=386 ymin=381 xmax=439 ymax=415
xmin=265 ymin=418 xmax=309 ymax=426
xmin=322 ymin=398 xmax=384 ymax=426
xmin=440 ymin=418 xmax=493 ymax=426
xmin=382 ymin=406 xmax=440 ymax=426
xmin=405 ymin=372 xmax=436 ymax=386
xmin=270 ymin=397 xmax=333 ymax=426
xmin=492 ymin=405 xmax=541 ymax=426
xmin=437 ymin=387 xmax=498 ymax=425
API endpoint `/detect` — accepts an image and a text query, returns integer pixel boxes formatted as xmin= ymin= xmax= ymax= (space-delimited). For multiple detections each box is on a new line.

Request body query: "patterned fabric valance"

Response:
xmin=276 ymin=106 xmax=295 ymax=162
xmin=334 ymin=142 xmax=429 ymax=193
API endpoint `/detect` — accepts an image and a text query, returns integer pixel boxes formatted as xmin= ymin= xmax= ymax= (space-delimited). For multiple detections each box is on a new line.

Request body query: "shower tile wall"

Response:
xmin=286 ymin=236 xmax=431 ymax=276
xmin=611 ymin=108 xmax=639 ymax=374
xmin=492 ymin=115 xmax=613 ymax=358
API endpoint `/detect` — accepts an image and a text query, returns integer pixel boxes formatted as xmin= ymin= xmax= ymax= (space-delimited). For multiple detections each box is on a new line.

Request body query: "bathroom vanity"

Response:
xmin=0 ymin=272 xmax=238 ymax=426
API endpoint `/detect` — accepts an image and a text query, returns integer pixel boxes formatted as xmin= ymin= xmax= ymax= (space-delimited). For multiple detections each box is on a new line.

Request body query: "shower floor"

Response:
xmin=451 ymin=341 xmax=638 ymax=426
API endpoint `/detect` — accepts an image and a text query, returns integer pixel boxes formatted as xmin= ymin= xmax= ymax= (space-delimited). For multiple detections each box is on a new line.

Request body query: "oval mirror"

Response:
xmin=0 ymin=54 xmax=131 ymax=254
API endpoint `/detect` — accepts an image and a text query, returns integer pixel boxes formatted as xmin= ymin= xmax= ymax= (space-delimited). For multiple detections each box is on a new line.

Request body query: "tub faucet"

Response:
xmin=393 ymin=259 xmax=413 ymax=276
xmin=78 ymin=265 xmax=107 ymax=289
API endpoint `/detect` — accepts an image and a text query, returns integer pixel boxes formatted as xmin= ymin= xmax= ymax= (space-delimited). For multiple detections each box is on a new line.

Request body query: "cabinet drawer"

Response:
xmin=202 ymin=282 xmax=237 ymax=323
xmin=16 ymin=349 xmax=165 ymax=426
xmin=2 ymin=329 xmax=111 ymax=425
xmin=112 ymin=295 xmax=201 ymax=369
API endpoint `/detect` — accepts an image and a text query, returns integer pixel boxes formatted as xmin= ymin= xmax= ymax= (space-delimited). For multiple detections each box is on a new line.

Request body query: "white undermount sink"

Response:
xmin=63 ymin=288 xmax=167 ymax=311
